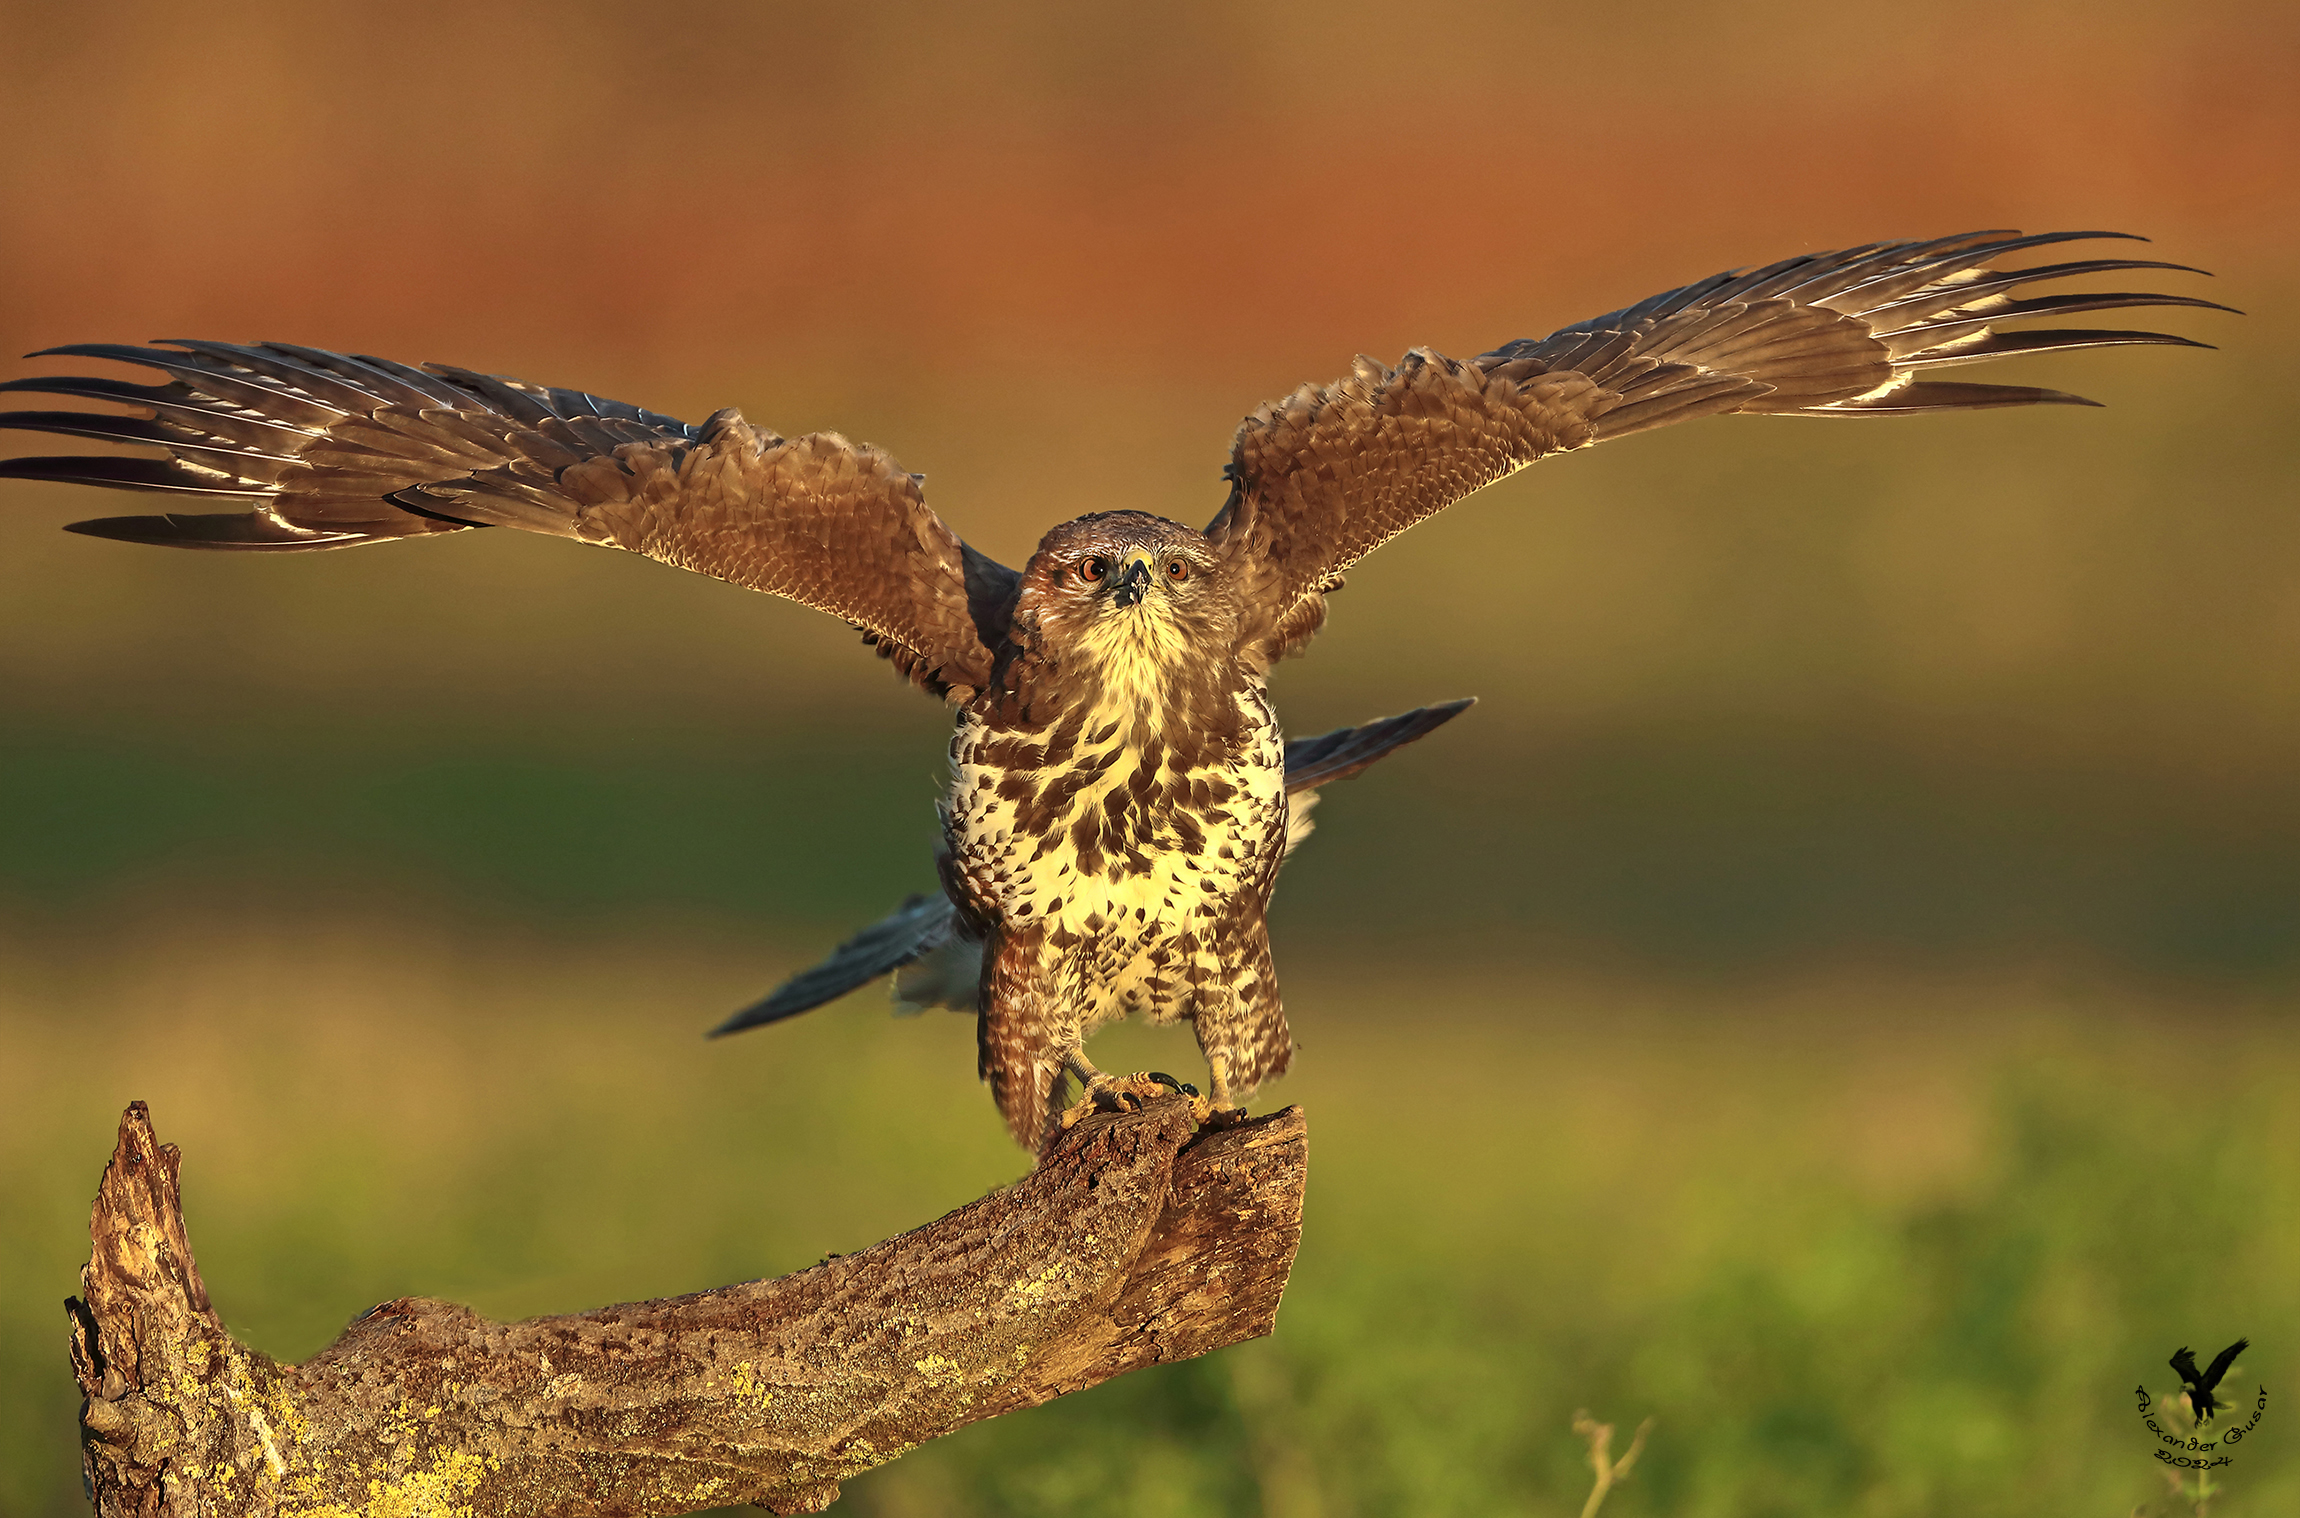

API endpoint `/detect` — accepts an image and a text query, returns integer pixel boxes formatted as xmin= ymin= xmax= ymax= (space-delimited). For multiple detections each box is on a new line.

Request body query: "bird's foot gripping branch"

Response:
xmin=67 ymin=1096 xmax=1306 ymax=1517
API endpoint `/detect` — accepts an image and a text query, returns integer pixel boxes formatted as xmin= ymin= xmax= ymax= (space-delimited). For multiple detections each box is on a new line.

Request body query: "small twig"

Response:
xmin=1572 ymin=1409 xmax=1654 ymax=1518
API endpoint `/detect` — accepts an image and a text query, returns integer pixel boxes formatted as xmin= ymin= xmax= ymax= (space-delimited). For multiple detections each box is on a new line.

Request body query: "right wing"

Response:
xmin=1210 ymin=231 xmax=2228 ymax=666
xmin=0 ymin=340 xmax=1019 ymax=698
xmin=2202 ymin=1339 xmax=2249 ymax=1391
xmin=714 ymin=699 xmax=1477 ymax=1031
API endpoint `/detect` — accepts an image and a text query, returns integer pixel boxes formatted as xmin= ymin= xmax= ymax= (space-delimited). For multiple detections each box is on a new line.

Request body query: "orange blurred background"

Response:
xmin=4 ymin=0 xmax=2298 ymax=974
xmin=5 ymin=5 xmax=2300 ymax=1515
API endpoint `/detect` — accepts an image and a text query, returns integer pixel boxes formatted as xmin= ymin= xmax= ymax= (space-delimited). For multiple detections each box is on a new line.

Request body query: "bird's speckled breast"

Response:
xmin=946 ymin=683 xmax=1286 ymax=1027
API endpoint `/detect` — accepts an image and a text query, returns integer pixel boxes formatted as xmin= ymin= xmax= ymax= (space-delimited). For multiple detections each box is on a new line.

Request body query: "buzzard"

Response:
xmin=713 ymin=699 xmax=1475 ymax=1034
xmin=2171 ymin=1339 xmax=2249 ymax=1422
xmin=0 ymin=229 xmax=2223 ymax=1147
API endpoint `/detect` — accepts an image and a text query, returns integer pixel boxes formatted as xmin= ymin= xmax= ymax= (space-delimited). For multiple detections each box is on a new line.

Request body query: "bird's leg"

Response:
xmin=1049 ymin=1047 xmax=1200 ymax=1139
xmin=1048 ymin=1047 xmax=1122 ymax=1139
xmin=1199 ymin=1049 xmax=1248 ymax=1125
xmin=1063 ymin=1046 xmax=1114 ymax=1100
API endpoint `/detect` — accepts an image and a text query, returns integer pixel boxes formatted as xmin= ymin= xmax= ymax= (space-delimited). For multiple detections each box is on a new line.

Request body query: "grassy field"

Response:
xmin=3 ymin=922 xmax=2290 ymax=1517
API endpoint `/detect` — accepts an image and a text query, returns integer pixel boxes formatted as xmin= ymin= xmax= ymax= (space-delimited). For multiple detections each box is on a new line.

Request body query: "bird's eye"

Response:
xmin=1166 ymin=559 xmax=1190 ymax=581
xmin=1079 ymin=557 xmax=1107 ymax=583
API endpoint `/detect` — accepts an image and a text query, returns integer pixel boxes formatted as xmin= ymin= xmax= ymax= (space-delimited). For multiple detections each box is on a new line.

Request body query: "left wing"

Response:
xmin=0 ymin=341 xmax=1019 ymax=699
xmin=1210 ymin=230 xmax=2228 ymax=665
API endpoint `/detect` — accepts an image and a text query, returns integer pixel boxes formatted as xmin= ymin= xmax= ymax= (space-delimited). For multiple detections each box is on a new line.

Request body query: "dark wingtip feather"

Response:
xmin=25 ymin=340 xmax=189 ymax=365
xmin=1815 ymin=380 xmax=2108 ymax=415
xmin=60 ymin=516 xmax=185 ymax=545
xmin=1898 ymin=328 xmax=2219 ymax=372
xmin=0 ymin=453 xmax=266 ymax=496
xmin=60 ymin=512 xmax=370 ymax=551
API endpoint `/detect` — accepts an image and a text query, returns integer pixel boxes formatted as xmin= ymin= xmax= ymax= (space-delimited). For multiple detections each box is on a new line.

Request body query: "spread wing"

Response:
xmin=1210 ymin=230 xmax=2229 ymax=665
xmin=2170 ymin=1346 xmax=2205 ymax=1386
xmin=2203 ymin=1338 xmax=2249 ymax=1391
xmin=712 ymin=699 xmax=1478 ymax=1031
xmin=0 ymin=341 xmax=1020 ymax=699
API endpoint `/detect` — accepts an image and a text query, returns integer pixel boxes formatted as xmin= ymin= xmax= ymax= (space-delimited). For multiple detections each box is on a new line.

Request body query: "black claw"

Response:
xmin=1144 ymin=1071 xmax=1200 ymax=1097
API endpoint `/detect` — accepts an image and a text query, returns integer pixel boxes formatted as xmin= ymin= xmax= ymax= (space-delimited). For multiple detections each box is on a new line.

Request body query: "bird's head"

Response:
xmin=1013 ymin=511 xmax=1234 ymax=705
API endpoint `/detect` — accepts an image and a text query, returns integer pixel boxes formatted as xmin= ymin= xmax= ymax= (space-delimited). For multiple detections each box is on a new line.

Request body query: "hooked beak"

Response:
xmin=1112 ymin=554 xmax=1152 ymax=608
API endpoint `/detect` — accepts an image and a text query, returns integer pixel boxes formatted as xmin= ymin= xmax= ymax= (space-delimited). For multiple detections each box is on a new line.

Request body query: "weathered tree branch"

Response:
xmin=68 ymin=1096 xmax=1306 ymax=1516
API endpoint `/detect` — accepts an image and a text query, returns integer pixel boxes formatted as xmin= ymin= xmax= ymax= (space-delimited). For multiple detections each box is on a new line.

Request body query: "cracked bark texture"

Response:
xmin=67 ymin=1096 xmax=1307 ymax=1516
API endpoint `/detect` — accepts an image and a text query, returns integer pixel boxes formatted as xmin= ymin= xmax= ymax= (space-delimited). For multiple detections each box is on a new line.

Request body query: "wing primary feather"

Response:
xmin=0 ymin=409 xmax=303 ymax=467
xmin=1814 ymin=379 xmax=2103 ymax=413
xmin=258 ymin=341 xmax=474 ymax=409
xmin=1818 ymin=230 xmax=2148 ymax=311
xmin=383 ymin=488 xmax=496 ymax=528
xmin=1861 ymin=258 xmax=2216 ymax=324
xmin=0 ymin=374 xmax=321 ymax=444
xmin=60 ymin=512 xmax=373 ymax=549
xmin=1871 ymin=290 xmax=2238 ymax=348
xmin=1891 ymin=328 xmax=2211 ymax=370
xmin=0 ymin=453 xmax=272 ymax=496
xmin=158 ymin=339 xmax=398 ymax=415
xmin=30 ymin=343 xmax=348 ymax=429
xmin=416 ymin=363 xmax=565 ymax=428
xmin=1752 ymin=231 xmax=2021 ymax=307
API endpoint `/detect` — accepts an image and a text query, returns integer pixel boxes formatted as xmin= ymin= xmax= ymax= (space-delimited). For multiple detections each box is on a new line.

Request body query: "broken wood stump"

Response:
xmin=68 ymin=1096 xmax=1307 ymax=1515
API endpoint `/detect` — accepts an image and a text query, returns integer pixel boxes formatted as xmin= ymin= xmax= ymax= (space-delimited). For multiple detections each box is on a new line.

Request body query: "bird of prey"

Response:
xmin=0 ymin=229 xmax=2223 ymax=1148
xmin=2170 ymin=1339 xmax=2249 ymax=1422
xmin=714 ymin=699 xmax=1474 ymax=1035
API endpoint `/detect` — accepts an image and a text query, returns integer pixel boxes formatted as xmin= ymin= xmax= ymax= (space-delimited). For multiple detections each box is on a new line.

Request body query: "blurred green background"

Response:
xmin=2 ymin=1 xmax=2295 ymax=1513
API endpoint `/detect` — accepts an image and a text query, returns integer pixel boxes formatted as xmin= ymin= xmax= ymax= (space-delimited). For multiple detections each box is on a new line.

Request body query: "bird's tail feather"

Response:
xmin=710 ymin=893 xmax=960 ymax=1037
xmin=892 ymin=936 xmax=989 ymax=1015
xmin=1281 ymin=698 xmax=1474 ymax=792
